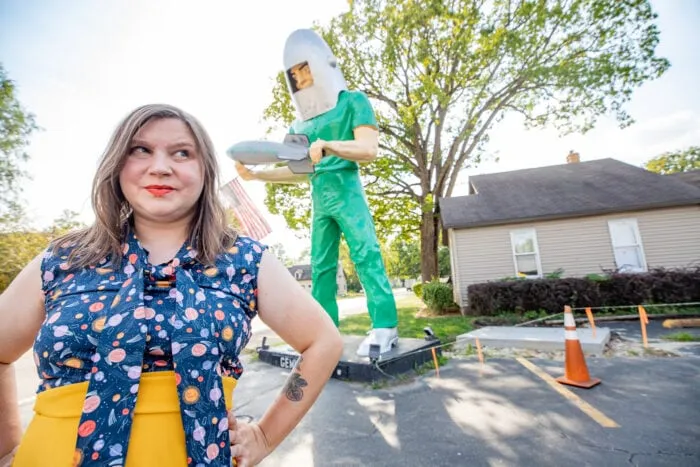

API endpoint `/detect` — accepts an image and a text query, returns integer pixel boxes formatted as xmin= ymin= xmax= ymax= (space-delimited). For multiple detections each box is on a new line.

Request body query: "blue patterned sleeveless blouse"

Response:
xmin=33 ymin=229 xmax=267 ymax=466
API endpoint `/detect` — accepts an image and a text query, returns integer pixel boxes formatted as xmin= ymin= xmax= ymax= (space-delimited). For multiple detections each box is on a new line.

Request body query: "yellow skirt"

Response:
xmin=13 ymin=371 xmax=237 ymax=467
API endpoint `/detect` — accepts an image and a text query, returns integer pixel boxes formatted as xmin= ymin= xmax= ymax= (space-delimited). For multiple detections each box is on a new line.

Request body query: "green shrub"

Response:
xmin=422 ymin=280 xmax=458 ymax=314
xmin=412 ymin=282 xmax=423 ymax=299
xmin=585 ymin=273 xmax=608 ymax=282
xmin=465 ymin=267 xmax=700 ymax=316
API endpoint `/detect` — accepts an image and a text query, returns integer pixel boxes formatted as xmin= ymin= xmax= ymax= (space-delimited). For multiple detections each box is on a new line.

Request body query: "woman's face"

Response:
xmin=119 ymin=118 xmax=205 ymax=226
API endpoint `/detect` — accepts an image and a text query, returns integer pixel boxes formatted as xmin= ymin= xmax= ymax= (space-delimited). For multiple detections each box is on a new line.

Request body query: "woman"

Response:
xmin=0 ymin=104 xmax=343 ymax=466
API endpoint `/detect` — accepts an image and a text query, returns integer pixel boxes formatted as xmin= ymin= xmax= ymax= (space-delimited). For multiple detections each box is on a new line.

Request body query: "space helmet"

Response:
xmin=283 ymin=29 xmax=348 ymax=121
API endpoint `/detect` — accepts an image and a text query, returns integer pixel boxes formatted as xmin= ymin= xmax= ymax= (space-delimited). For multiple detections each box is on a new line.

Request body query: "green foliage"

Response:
xmin=263 ymin=178 xmax=311 ymax=233
xmin=338 ymin=240 xmax=362 ymax=292
xmin=661 ymin=333 xmax=700 ymax=343
xmin=522 ymin=309 xmax=549 ymax=321
xmin=0 ymin=64 xmax=39 ymax=213
xmin=269 ymin=242 xmax=293 ymax=266
xmin=223 ymin=207 xmax=242 ymax=231
xmin=545 ymin=268 xmax=565 ymax=279
xmin=412 ymin=282 xmax=423 ymax=299
xmin=438 ymin=245 xmax=451 ymax=277
xmin=0 ymin=229 xmax=48 ymax=291
xmin=585 ymin=273 xmax=609 ymax=282
xmin=47 ymin=209 xmax=86 ymax=237
xmin=261 ymin=0 xmax=669 ymax=280
xmin=467 ymin=267 xmax=700 ymax=316
xmin=262 ymin=71 xmax=297 ymax=131
xmin=386 ymin=236 xmax=450 ymax=280
xmin=387 ymin=237 xmax=421 ymax=279
xmin=0 ymin=209 xmax=86 ymax=292
xmin=422 ymin=280 xmax=458 ymax=314
xmin=644 ymin=146 xmax=700 ymax=175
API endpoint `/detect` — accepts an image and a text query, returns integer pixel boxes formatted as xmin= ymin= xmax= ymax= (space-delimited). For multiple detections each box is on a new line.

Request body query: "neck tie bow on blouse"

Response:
xmin=73 ymin=231 xmax=233 ymax=466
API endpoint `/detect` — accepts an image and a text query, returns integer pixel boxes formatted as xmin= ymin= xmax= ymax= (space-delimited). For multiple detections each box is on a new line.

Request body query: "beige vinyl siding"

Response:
xmin=451 ymin=205 xmax=700 ymax=308
xmin=637 ymin=206 xmax=700 ymax=268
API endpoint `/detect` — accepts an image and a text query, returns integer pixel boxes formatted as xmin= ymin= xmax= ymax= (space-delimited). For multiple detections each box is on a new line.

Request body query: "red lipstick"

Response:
xmin=145 ymin=185 xmax=174 ymax=197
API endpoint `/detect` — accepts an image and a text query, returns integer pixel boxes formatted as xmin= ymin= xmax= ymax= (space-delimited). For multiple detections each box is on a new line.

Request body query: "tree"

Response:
xmin=0 ymin=210 xmax=86 ymax=293
xmin=0 ymin=229 xmax=48 ymax=292
xmin=338 ymin=240 xmax=361 ymax=292
xmin=223 ymin=207 xmax=242 ymax=231
xmin=262 ymin=0 xmax=669 ymax=281
xmin=293 ymin=246 xmax=311 ymax=265
xmin=0 ymin=63 xmax=39 ymax=213
xmin=438 ymin=245 xmax=451 ymax=278
xmin=47 ymin=209 xmax=86 ymax=237
xmin=386 ymin=236 xmax=451 ymax=280
xmin=387 ymin=238 xmax=421 ymax=279
xmin=644 ymin=146 xmax=700 ymax=175
xmin=269 ymin=242 xmax=294 ymax=266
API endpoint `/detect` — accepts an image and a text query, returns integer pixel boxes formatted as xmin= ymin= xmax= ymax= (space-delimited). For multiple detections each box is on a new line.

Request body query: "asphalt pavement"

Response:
xmin=232 ymin=354 xmax=700 ymax=467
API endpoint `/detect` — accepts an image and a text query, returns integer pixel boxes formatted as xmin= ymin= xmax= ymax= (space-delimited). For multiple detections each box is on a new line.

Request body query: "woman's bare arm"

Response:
xmin=0 ymin=253 xmax=46 ymax=458
xmin=249 ymin=250 xmax=343 ymax=460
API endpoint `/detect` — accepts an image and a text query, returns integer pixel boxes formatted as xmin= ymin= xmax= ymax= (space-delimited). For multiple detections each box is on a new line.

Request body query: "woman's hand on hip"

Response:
xmin=228 ymin=411 xmax=271 ymax=466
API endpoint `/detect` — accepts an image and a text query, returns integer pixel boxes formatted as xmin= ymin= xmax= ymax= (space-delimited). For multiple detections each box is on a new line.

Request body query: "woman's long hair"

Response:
xmin=57 ymin=104 xmax=237 ymax=268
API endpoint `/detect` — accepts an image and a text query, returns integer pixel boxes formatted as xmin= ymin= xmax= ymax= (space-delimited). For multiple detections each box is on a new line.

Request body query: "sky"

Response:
xmin=1 ymin=0 xmax=698 ymax=259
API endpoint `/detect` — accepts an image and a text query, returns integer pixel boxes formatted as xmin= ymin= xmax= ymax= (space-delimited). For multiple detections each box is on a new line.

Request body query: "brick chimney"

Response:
xmin=567 ymin=150 xmax=580 ymax=164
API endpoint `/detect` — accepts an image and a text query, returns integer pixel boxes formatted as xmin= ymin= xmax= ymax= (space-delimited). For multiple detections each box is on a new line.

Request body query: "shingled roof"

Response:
xmin=440 ymin=158 xmax=700 ymax=229
xmin=667 ymin=169 xmax=700 ymax=189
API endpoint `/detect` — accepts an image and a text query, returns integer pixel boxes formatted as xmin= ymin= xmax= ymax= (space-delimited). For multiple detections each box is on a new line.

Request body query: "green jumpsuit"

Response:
xmin=290 ymin=90 xmax=398 ymax=329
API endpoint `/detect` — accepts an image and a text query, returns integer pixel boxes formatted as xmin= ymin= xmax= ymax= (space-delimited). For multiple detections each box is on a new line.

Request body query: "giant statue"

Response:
xmin=231 ymin=29 xmax=398 ymax=357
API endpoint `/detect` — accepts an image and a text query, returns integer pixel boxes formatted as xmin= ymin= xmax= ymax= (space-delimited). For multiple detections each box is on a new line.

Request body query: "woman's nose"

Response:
xmin=149 ymin=151 xmax=173 ymax=175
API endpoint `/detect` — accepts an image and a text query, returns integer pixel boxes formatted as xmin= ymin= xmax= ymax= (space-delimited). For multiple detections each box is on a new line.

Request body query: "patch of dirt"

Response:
xmin=602 ymin=333 xmax=680 ymax=358
xmin=452 ymin=332 xmax=682 ymax=361
xmin=472 ymin=316 xmax=525 ymax=328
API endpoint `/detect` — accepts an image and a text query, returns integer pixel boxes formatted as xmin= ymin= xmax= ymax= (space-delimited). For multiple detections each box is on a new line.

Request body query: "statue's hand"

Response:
xmin=235 ymin=161 xmax=257 ymax=181
xmin=309 ymin=140 xmax=326 ymax=165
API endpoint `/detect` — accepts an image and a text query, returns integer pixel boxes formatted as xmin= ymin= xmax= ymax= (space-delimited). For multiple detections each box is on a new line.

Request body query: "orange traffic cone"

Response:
xmin=556 ymin=305 xmax=601 ymax=389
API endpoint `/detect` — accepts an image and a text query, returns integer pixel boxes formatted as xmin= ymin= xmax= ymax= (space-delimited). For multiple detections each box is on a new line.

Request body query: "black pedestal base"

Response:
xmin=256 ymin=334 xmax=442 ymax=383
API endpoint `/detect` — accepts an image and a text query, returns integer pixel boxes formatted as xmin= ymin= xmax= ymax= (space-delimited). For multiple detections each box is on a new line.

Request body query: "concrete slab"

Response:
xmin=457 ymin=326 xmax=611 ymax=354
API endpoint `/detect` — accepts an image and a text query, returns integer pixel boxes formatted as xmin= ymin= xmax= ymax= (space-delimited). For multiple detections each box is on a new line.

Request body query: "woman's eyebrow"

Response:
xmin=168 ymin=141 xmax=196 ymax=150
xmin=129 ymin=139 xmax=196 ymax=149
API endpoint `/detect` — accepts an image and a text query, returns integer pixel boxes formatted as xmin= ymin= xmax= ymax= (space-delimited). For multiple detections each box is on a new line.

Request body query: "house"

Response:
xmin=288 ymin=262 xmax=348 ymax=296
xmin=439 ymin=152 xmax=700 ymax=310
xmin=288 ymin=264 xmax=312 ymax=290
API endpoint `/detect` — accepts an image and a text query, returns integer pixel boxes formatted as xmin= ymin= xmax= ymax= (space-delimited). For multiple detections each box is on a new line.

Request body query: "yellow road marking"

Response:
xmin=516 ymin=357 xmax=620 ymax=428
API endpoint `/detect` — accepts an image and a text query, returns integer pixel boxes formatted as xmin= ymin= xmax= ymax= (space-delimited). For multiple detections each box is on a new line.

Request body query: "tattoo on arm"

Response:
xmin=284 ymin=356 xmax=308 ymax=402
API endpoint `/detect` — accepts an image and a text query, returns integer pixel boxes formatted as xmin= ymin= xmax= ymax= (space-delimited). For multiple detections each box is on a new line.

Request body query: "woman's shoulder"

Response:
xmin=40 ymin=230 xmax=113 ymax=283
xmin=41 ymin=237 xmax=79 ymax=268
xmin=233 ymin=235 xmax=268 ymax=253
xmin=215 ymin=235 xmax=269 ymax=268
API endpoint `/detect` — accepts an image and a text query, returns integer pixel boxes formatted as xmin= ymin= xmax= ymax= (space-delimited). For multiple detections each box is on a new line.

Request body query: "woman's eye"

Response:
xmin=129 ymin=146 xmax=149 ymax=155
xmin=174 ymin=150 xmax=190 ymax=158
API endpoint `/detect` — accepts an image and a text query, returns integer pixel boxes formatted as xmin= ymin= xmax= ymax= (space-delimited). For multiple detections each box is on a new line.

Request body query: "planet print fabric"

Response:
xmin=35 ymin=229 xmax=267 ymax=466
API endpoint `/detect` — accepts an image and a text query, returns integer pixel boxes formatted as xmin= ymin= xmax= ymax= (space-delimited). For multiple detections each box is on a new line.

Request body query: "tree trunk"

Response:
xmin=419 ymin=209 xmax=439 ymax=282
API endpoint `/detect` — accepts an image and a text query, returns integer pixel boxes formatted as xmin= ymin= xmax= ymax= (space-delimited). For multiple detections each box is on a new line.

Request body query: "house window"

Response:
xmin=607 ymin=219 xmax=647 ymax=272
xmin=509 ymin=228 xmax=542 ymax=278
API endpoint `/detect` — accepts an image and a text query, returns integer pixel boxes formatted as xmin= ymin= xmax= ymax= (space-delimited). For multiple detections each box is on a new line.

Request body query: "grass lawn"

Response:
xmin=337 ymin=291 xmax=365 ymax=300
xmin=338 ymin=294 xmax=473 ymax=345
xmin=661 ymin=332 xmax=700 ymax=342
